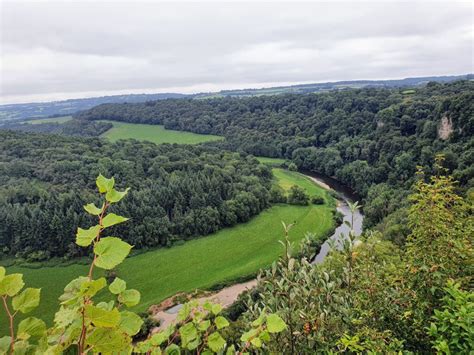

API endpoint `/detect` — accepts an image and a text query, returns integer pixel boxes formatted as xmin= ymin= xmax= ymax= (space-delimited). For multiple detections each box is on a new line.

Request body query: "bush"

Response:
xmin=287 ymin=185 xmax=309 ymax=205
xmin=269 ymin=185 xmax=287 ymax=203
xmin=429 ymin=282 xmax=474 ymax=354
xmin=288 ymin=162 xmax=298 ymax=171
xmin=311 ymin=196 xmax=325 ymax=205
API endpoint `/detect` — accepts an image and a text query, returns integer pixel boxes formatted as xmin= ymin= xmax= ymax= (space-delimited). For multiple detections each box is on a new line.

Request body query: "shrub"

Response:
xmin=311 ymin=195 xmax=325 ymax=205
xmin=287 ymin=185 xmax=309 ymax=205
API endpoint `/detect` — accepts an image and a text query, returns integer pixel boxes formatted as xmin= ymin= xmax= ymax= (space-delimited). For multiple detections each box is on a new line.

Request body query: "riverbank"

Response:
xmin=149 ymin=170 xmax=364 ymax=330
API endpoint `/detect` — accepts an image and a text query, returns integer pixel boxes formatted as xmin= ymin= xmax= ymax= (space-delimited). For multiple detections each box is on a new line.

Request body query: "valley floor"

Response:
xmin=0 ymin=169 xmax=335 ymax=330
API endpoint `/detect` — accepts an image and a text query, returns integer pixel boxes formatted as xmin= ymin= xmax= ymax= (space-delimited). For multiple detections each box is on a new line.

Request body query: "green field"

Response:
xmin=28 ymin=116 xmax=72 ymax=124
xmin=101 ymin=121 xmax=224 ymax=144
xmin=256 ymin=156 xmax=286 ymax=166
xmin=0 ymin=169 xmax=334 ymax=330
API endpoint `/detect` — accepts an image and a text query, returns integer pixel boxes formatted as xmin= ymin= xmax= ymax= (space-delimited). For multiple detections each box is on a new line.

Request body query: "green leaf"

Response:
xmin=102 ymin=213 xmax=129 ymax=228
xmin=84 ymin=203 xmax=102 ymax=216
xmin=240 ymin=328 xmax=258 ymax=342
xmin=106 ymin=188 xmax=130 ymax=203
xmin=12 ymin=288 xmax=40 ymax=314
xmin=198 ymin=320 xmax=211 ymax=331
xmin=179 ymin=323 xmax=198 ymax=347
xmin=94 ymin=237 xmax=132 ymax=270
xmin=119 ymin=311 xmax=143 ymax=336
xmin=250 ymin=336 xmax=262 ymax=348
xmin=17 ymin=317 xmax=46 ymax=340
xmin=0 ymin=273 xmax=24 ymax=297
xmin=150 ymin=332 xmax=168 ymax=346
xmin=165 ymin=343 xmax=181 ymax=355
xmin=266 ymin=314 xmax=286 ymax=333
xmin=76 ymin=225 xmax=100 ymax=247
xmin=86 ymin=328 xmax=127 ymax=353
xmin=96 ymin=174 xmax=115 ymax=193
xmin=211 ymin=303 xmax=222 ymax=315
xmin=54 ymin=306 xmax=78 ymax=328
xmin=0 ymin=336 xmax=10 ymax=353
xmin=85 ymin=305 xmax=121 ymax=328
xmin=207 ymin=331 xmax=226 ymax=352
xmin=109 ymin=277 xmax=126 ymax=294
xmin=80 ymin=277 xmax=106 ymax=297
xmin=118 ymin=289 xmax=140 ymax=307
xmin=0 ymin=267 xmax=5 ymax=283
xmin=214 ymin=316 xmax=229 ymax=330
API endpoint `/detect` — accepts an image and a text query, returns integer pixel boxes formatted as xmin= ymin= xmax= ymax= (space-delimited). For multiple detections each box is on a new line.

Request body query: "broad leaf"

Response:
xmin=54 ymin=306 xmax=78 ymax=328
xmin=0 ymin=267 xmax=5 ymax=283
xmin=179 ymin=323 xmax=197 ymax=347
xmin=94 ymin=237 xmax=132 ymax=270
xmin=80 ymin=277 xmax=106 ymax=297
xmin=109 ymin=277 xmax=127 ymax=295
xmin=102 ymin=213 xmax=129 ymax=228
xmin=211 ymin=303 xmax=222 ymax=315
xmin=76 ymin=225 xmax=100 ymax=247
xmin=85 ymin=305 xmax=121 ymax=328
xmin=0 ymin=273 xmax=24 ymax=297
xmin=0 ymin=336 xmax=10 ymax=353
xmin=207 ymin=331 xmax=226 ymax=352
xmin=96 ymin=174 xmax=114 ymax=193
xmin=12 ymin=288 xmax=40 ymax=314
xmin=214 ymin=316 xmax=229 ymax=330
xmin=118 ymin=289 xmax=140 ymax=307
xmin=84 ymin=203 xmax=102 ymax=216
xmin=165 ymin=343 xmax=181 ymax=355
xmin=17 ymin=317 xmax=46 ymax=340
xmin=119 ymin=311 xmax=143 ymax=336
xmin=106 ymin=188 xmax=130 ymax=203
xmin=266 ymin=314 xmax=286 ymax=333
xmin=86 ymin=328 xmax=127 ymax=353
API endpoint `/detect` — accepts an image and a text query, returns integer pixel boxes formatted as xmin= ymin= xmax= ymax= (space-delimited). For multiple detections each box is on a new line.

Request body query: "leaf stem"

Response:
xmin=2 ymin=296 xmax=15 ymax=354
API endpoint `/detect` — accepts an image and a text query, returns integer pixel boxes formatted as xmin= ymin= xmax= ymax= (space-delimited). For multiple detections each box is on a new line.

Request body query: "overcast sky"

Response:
xmin=1 ymin=1 xmax=473 ymax=104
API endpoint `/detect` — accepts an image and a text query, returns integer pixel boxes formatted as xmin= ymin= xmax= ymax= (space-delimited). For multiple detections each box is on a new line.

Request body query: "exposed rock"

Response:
xmin=438 ymin=115 xmax=453 ymax=140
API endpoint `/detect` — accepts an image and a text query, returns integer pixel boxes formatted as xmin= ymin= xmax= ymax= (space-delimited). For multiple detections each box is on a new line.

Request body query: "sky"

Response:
xmin=0 ymin=0 xmax=473 ymax=104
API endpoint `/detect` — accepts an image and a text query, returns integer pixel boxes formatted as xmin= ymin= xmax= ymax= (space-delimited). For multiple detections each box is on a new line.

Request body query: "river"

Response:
xmin=152 ymin=170 xmax=364 ymax=329
xmin=303 ymin=171 xmax=364 ymax=264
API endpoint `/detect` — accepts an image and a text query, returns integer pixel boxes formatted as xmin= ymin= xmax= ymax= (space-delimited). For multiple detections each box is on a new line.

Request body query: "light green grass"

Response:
xmin=28 ymin=116 xmax=72 ymax=124
xmin=256 ymin=156 xmax=286 ymax=165
xmin=0 ymin=169 xmax=334 ymax=330
xmin=101 ymin=121 xmax=223 ymax=144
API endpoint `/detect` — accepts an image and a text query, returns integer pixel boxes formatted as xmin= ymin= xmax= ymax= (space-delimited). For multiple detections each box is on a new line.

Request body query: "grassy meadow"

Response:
xmin=0 ymin=169 xmax=334 ymax=330
xmin=256 ymin=156 xmax=286 ymax=166
xmin=28 ymin=116 xmax=72 ymax=124
xmin=101 ymin=121 xmax=223 ymax=144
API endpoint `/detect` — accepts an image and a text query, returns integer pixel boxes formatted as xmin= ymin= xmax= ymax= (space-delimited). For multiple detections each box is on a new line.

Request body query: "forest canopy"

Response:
xmin=77 ymin=80 xmax=474 ymax=237
xmin=0 ymin=130 xmax=272 ymax=260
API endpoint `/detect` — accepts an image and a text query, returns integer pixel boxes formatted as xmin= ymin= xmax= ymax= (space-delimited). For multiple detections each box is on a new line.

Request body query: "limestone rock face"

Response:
xmin=438 ymin=116 xmax=453 ymax=140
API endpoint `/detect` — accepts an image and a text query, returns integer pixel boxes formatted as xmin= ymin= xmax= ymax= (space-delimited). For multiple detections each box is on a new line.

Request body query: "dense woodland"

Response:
xmin=0 ymin=130 xmax=273 ymax=260
xmin=0 ymin=119 xmax=112 ymax=137
xmin=77 ymin=80 xmax=474 ymax=241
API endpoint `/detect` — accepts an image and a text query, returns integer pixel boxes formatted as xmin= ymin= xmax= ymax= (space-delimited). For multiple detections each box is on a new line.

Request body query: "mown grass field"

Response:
xmin=28 ymin=116 xmax=72 ymax=124
xmin=101 ymin=121 xmax=224 ymax=144
xmin=256 ymin=156 xmax=286 ymax=165
xmin=0 ymin=169 xmax=334 ymax=331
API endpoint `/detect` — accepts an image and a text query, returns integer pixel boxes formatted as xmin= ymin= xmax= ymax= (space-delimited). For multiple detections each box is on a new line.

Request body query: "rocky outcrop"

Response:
xmin=438 ymin=115 xmax=453 ymax=140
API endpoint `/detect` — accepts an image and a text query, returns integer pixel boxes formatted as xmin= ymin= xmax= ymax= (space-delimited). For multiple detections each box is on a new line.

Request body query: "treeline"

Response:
xmin=0 ymin=119 xmax=112 ymax=137
xmin=77 ymin=80 xmax=474 ymax=241
xmin=0 ymin=130 xmax=272 ymax=260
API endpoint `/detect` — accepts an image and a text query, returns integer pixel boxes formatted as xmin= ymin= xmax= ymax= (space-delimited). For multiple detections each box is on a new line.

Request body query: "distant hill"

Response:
xmin=194 ymin=74 xmax=473 ymax=98
xmin=1 ymin=74 xmax=471 ymax=121
xmin=0 ymin=93 xmax=186 ymax=121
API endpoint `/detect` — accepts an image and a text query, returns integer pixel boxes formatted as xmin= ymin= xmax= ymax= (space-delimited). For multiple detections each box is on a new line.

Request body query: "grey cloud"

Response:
xmin=1 ymin=1 xmax=473 ymax=103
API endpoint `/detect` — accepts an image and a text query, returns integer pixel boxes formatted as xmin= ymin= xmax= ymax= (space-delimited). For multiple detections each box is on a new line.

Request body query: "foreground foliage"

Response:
xmin=0 ymin=175 xmax=286 ymax=354
xmin=238 ymin=163 xmax=473 ymax=353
